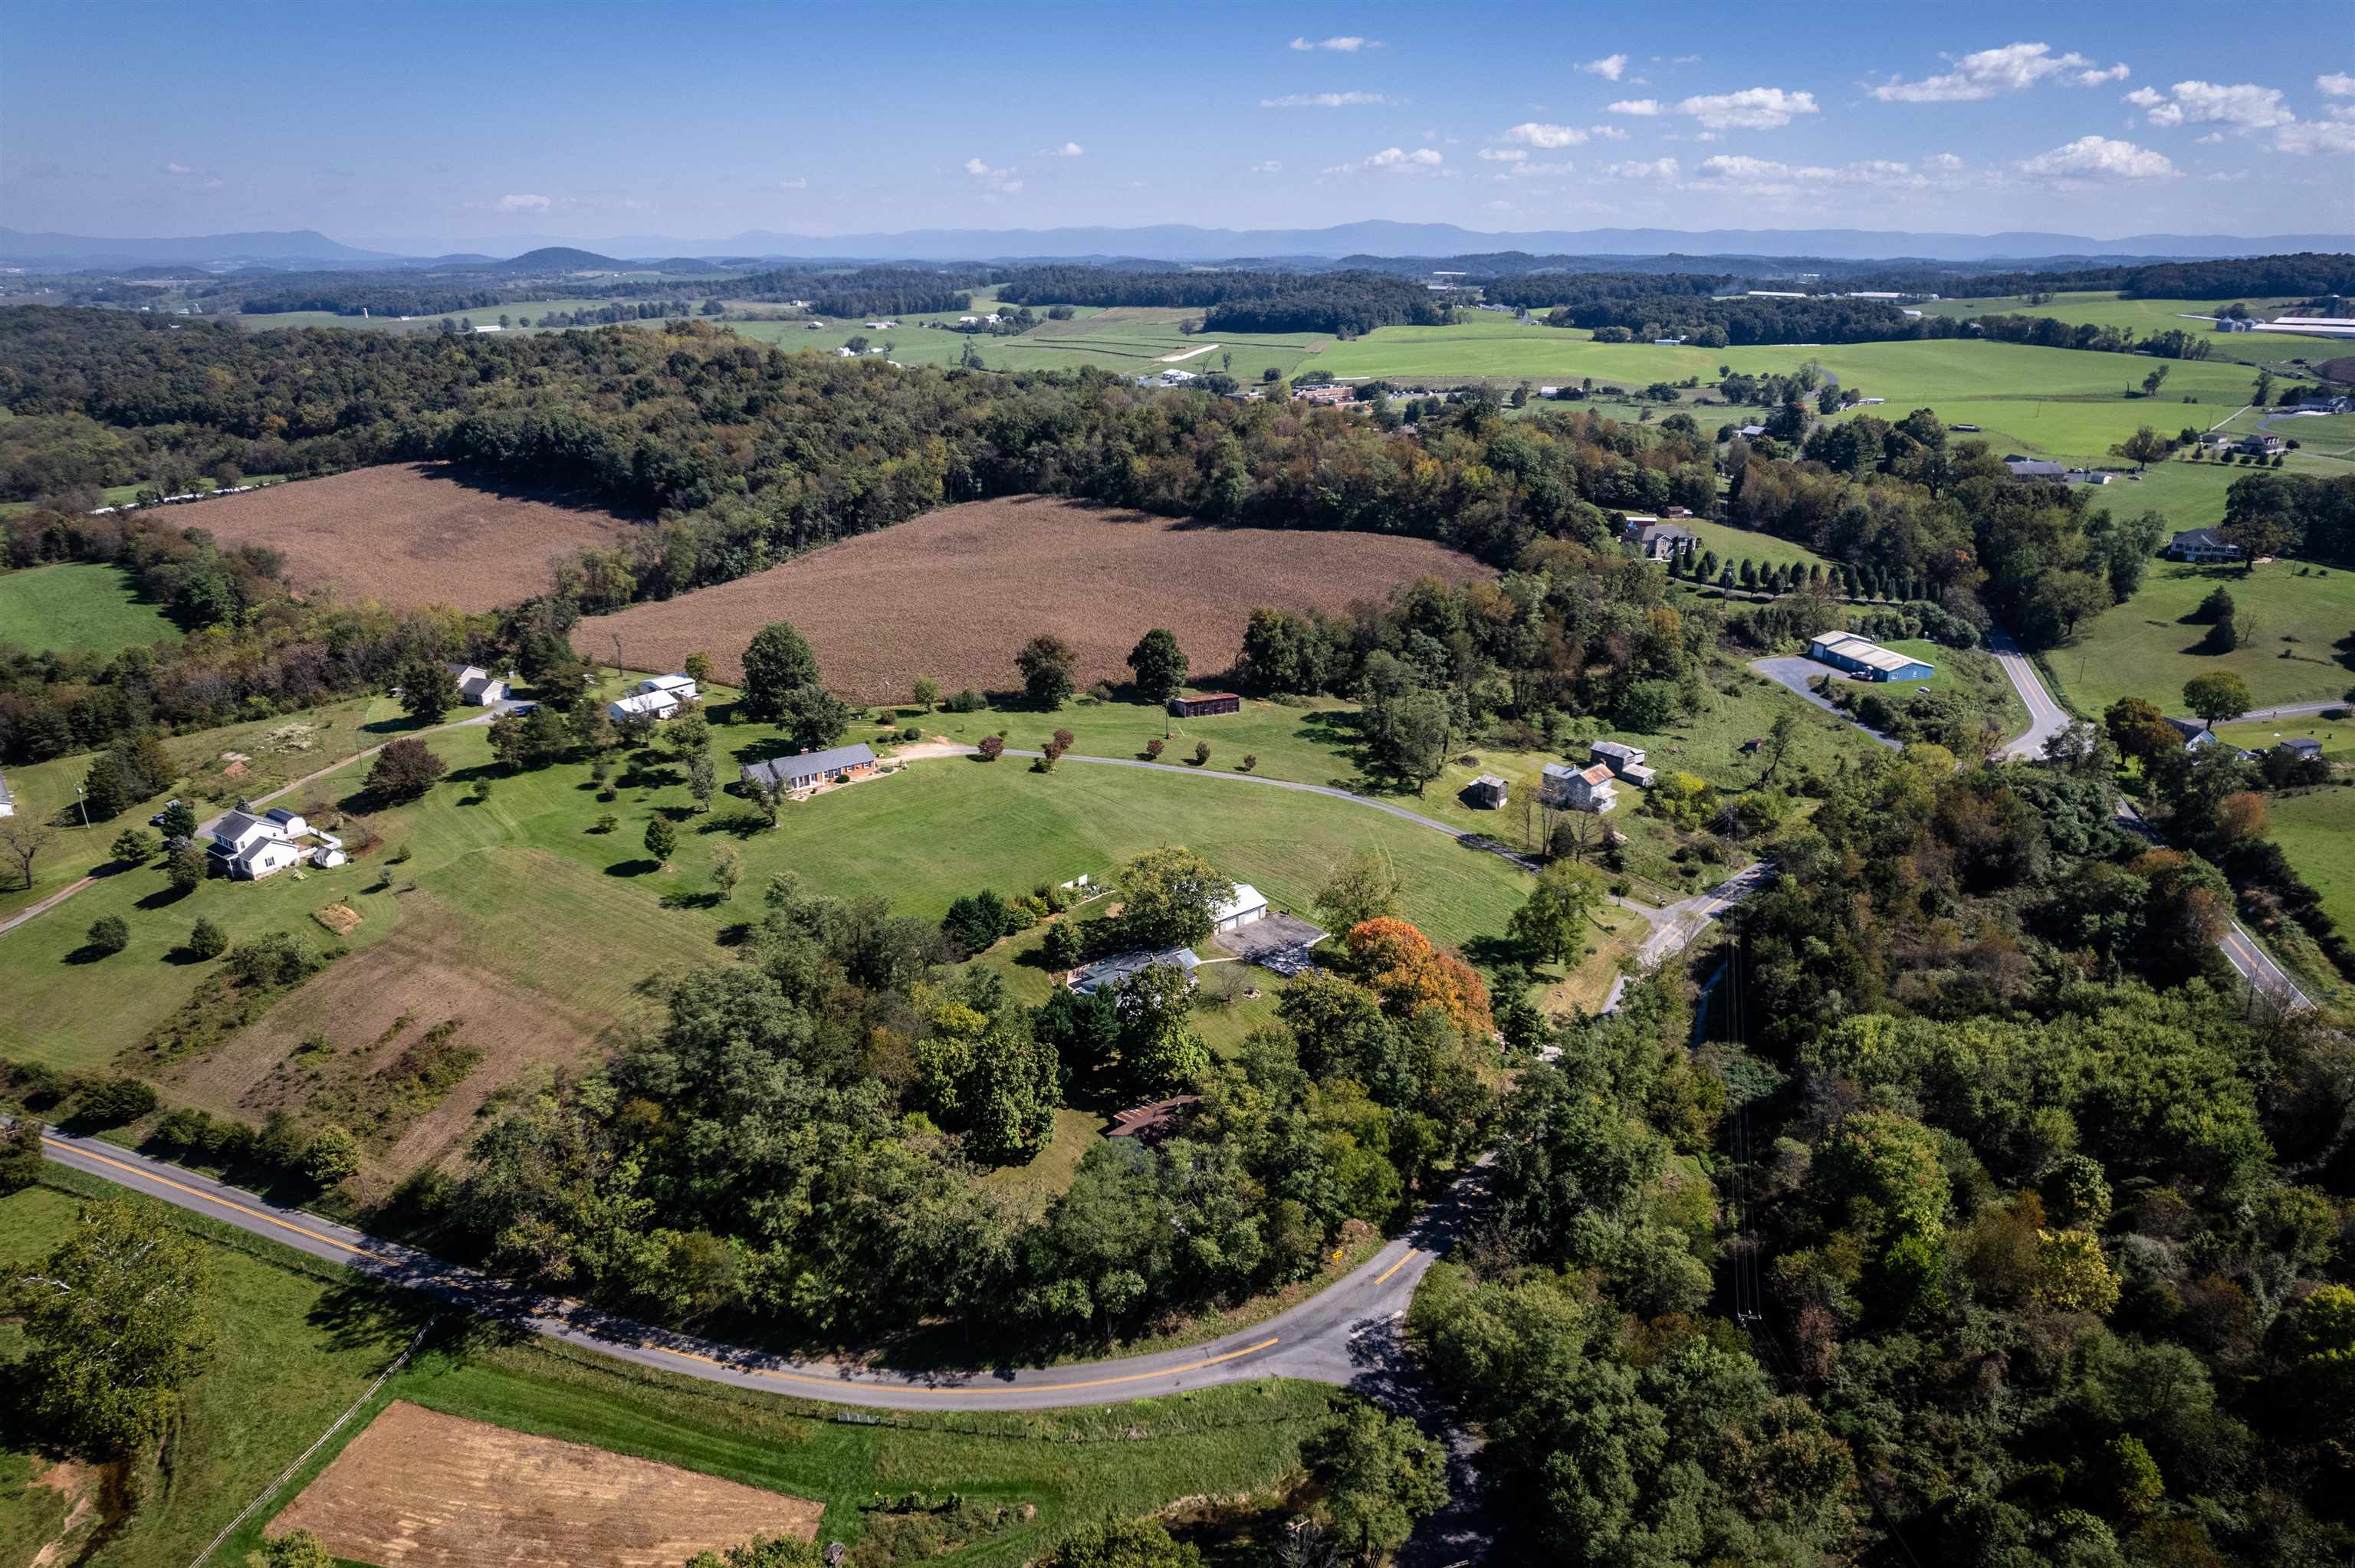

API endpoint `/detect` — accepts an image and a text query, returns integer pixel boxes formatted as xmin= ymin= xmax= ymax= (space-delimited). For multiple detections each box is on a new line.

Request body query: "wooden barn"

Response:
xmin=1169 ymin=691 xmax=1242 ymax=718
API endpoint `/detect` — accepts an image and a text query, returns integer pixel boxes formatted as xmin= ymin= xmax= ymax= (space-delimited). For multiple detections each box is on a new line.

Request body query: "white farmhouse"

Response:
xmin=207 ymin=810 xmax=303 ymax=881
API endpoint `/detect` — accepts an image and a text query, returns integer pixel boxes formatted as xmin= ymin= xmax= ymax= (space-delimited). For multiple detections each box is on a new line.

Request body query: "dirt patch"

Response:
xmin=189 ymin=463 xmax=633 ymax=612
xmin=313 ymin=902 xmax=364 ymax=937
xmin=268 ymin=1401 xmax=822 ymax=1568
xmin=164 ymin=894 xmax=616 ymax=1183
xmin=573 ymin=495 xmax=1493 ymax=702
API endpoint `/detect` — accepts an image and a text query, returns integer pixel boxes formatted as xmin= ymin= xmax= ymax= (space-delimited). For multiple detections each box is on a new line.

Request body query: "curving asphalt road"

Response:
xmin=1984 ymin=628 xmax=2316 ymax=1007
xmin=37 ymin=1123 xmax=1483 ymax=1411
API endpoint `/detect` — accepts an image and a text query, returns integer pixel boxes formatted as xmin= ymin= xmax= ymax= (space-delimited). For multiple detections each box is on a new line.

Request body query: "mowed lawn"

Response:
xmin=2049 ymin=559 xmax=2355 ymax=719
xmin=0 ymin=563 xmax=182 ymax=655
xmin=1915 ymin=292 xmax=2314 ymax=367
xmin=0 ymin=700 xmax=1531 ymax=1076
xmin=0 ymin=1173 xmax=1335 ymax=1568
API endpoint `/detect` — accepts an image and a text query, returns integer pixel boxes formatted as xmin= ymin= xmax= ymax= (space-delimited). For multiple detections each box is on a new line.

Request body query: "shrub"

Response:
xmin=76 ymin=1074 xmax=157 ymax=1127
xmin=302 ymin=1125 xmax=361 ymax=1187
xmin=187 ymin=917 xmax=227 ymax=959
xmin=86 ymin=914 xmax=130 ymax=955
xmin=1146 ymin=737 xmax=1165 ymax=759
xmin=1193 ymin=740 xmax=1212 ymax=765
xmin=901 ymin=725 xmax=921 ymax=741
xmin=942 ymin=687 xmax=986 ymax=713
xmin=1240 ymin=753 xmax=1258 ymax=772
xmin=977 ymin=735 xmax=1005 ymax=762
xmin=592 ymin=813 xmax=619 ymax=833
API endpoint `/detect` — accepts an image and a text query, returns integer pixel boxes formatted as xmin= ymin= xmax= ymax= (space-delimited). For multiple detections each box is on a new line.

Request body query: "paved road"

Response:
xmin=1987 ymin=635 xmax=2317 ymax=1006
xmin=37 ymin=1122 xmax=1486 ymax=1412
xmin=1982 ymin=621 xmax=2074 ymax=761
xmin=2179 ymin=701 xmax=2344 ymax=726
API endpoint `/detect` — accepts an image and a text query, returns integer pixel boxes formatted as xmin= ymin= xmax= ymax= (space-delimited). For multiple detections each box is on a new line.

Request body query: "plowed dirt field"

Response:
xmin=186 ymin=463 xmax=633 ymax=611
xmin=571 ymin=495 xmax=1493 ymax=700
xmin=268 ymin=1401 xmax=822 ymax=1568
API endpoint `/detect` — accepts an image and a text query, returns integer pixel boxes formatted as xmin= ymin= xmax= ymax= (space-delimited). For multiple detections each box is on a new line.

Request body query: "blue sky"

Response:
xmin=4 ymin=0 xmax=2350 ymax=248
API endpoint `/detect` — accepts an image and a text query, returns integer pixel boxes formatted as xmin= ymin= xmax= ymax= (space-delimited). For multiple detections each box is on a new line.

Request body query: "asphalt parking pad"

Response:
xmin=1216 ymin=911 xmax=1329 ymax=969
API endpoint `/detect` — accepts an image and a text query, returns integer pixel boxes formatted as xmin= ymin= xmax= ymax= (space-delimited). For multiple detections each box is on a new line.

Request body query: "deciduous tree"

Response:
xmin=1126 ymin=628 xmax=1188 ymax=702
xmin=1018 ymin=634 xmax=1079 ymax=710
xmin=365 ymin=737 xmax=446 ymax=802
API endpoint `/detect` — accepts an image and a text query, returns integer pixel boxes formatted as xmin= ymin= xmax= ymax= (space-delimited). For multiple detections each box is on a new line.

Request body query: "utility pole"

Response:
xmin=74 ymin=785 xmax=88 ymax=829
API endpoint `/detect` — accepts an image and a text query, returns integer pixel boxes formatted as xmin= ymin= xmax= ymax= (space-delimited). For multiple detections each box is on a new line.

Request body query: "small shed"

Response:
xmin=1169 ymin=692 xmax=1241 ymax=718
xmin=1465 ymin=774 xmax=1508 ymax=809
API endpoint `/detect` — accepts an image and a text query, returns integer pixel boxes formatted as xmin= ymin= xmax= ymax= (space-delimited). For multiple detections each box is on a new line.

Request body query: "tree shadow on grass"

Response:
xmin=660 ymin=890 xmax=725 ymax=911
xmin=605 ymin=858 xmax=661 ymax=877
xmin=61 ymin=944 xmax=120 ymax=966
xmin=134 ymin=883 xmax=194 ymax=911
xmin=307 ymin=1270 xmax=445 ymax=1355
xmin=697 ymin=812 xmax=770 ymax=839
xmin=160 ymin=944 xmax=212 ymax=967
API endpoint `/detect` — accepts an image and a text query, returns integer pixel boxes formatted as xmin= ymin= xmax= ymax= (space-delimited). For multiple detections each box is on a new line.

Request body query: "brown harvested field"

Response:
xmin=188 ymin=462 xmax=634 ymax=611
xmin=269 ymin=1402 xmax=822 ymax=1568
xmin=573 ymin=495 xmax=1494 ymax=701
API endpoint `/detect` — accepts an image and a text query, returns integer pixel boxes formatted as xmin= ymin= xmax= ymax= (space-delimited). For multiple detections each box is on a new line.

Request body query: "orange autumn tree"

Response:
xmin=1345 ymin=917 xmax=1494 ymax=1038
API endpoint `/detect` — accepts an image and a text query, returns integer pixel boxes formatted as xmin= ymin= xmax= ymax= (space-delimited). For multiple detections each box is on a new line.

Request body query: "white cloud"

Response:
xmin=1323 ymin=146 xmax=1447 ymax=175
xmin=1591 ymin=125 xmax=1630 ymax=140
xmin=1035 ymin=141 xmax=1085 ymax=157
xmin=1926 ymin=151 xmax=1966 ymax=169
xmin=1690 ymin=156 xmax=1930 ymax=192
xmin=1579 ymin=54 xmax=1628 ymax=80
xmin=1502 ymin=121 xmax=1590 ymax=147
xmin=1248 ymin=160 xmax=1283 ymax=174
xmin=962 ymin=158 xmax=1023 ymax=194
xmin=1490 ymin=158 xmax=1575 ymax=180
xmin=1289 ymin=35 xmax=1377 ymax=51
xmin=2129 ymin=80 xmax=2294 ymax=129
xmin=776 ymin=177 xmax=808 ymax=190
xmin=2017 ymin=135 xmax=2179 ymax=179
xmin=2321 ymin=73 xmax=2355 ymax=97
xmin=1609 ymin=87 xmax=1818 ymax=130
xmin=163 ymin=160 xmax=225 ymax=189
xmin=2275 ymin=118 xmax=2355 ymax=153
xmin=1601 ymin=156 xmax=1680 ymax=180
xmin=1260 ymin=90 xmax=1398 ymax=108
xmin=1670 ymin=54 xmax=1703 ymax=65
xmin=1479 ymin=146 xmax=1529 ymax=161
xmin=2194 ymin=132 xmax=2225 ymax=144
xmin=1870 ymin=41 xmax=2121 ymax=102
xmin=496 ymin=192 xmax=551 ymax=211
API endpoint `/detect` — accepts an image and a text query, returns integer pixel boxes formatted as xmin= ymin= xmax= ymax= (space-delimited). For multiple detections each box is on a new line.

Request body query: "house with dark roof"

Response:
xmin=2003 ymin=455 xmax=2068 ymax=481
xmin=2166 ymin=527 xmax=2245 ymax=563
xmin=739 ymin=743 xmax=879 ymax=796
xmin=208 ymin=810 xmax=301 ymax=881
xmin=1069 ymin=946 xmax=1200 ymax=996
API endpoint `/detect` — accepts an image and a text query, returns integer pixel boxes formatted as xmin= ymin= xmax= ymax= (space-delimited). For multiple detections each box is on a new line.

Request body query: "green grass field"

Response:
xmin=0 ymin=1169 xmax=1334 ymax=1568
xmin=1914 ymin=291 xmax=2320 ymax=367
xmin=728 ymin=300 xmax=1332 ymax=383
xmin=0 ymin=688 xmax=1533 ymax=1075
xmin=238 ymin=300 xmax=650 ymax=335
xmin=0 ymin=563 xmax=182 ymax=655
xmin=1670 ymin=519 xmax=1837 ymax=575
xmin=2046 ymin=559 xmax=2354 ymax=719
xmin=2264 ymin=784 xmax=2355 ymax=935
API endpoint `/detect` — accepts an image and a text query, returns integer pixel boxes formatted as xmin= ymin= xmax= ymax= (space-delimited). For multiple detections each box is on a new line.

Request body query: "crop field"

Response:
xmin=1315 ymin=323 xmax=2267 ymax=463
xmin=571 ymin=495 xmax=1492 ymax=700
xmin=269 ymin=1402 xmax=824 ymax=1568
xmin=0 ymin=1174 xmax=1335 ymax=1568
xmin=184 ymin=462 xmax=634 ymax=611
xmin=0 ymin=561 xmax=182 ymax=654
xmin=2045 ymin=558 xmax=2354 ymax=719
xmin=1914 ymin=291 xmax=2315 ymax=366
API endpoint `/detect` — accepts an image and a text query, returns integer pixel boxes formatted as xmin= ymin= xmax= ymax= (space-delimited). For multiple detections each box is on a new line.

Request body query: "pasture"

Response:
xmin=571 ymin=494 xmax=1493 ymax=701
xmin=181 ymin=461 xmax=633 ymax=611
xmin=1914 ymin=290 xmax=2314 ymax=367
xmin=731 ymin=301 xmax=1332 ymax=383
xmin=0 ymin=562 xmax=182 ymax=654
xmin=2045 ymin=559 xmax=2354 ymax=720
xmin=0 ymin=1172 xmax=1337 ymax=1568
xmin=2263 ymin=784 xmax=2355 ymax=936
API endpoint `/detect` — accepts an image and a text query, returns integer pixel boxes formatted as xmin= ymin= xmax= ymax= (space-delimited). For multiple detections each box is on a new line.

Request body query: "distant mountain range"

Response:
xmin=5 ymin=221 xmax=2350 ymax=271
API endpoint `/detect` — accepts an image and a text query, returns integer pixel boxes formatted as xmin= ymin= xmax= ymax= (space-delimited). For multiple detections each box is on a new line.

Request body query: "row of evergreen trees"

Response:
xmin=1658 ymin=542 xmax=1933 ymax=602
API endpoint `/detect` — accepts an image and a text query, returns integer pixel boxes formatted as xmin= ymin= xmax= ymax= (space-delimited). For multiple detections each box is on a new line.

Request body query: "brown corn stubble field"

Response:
xmin=268 ymin=1402 xmax=823 ymax=1568
xmin=571 ymin=495 xmax=1496 ymax=700
xmin=184 ymin=462 xmax=632 ymax=612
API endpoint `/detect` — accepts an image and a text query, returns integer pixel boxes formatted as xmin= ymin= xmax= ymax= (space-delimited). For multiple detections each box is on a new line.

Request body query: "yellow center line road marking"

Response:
xmin=46 ymin=1139 xmax=389 ymax=1262
xmin=1372 ymin=1248 xmax=1421 ymax=1286
xmin=636 ymin=1334 xmax=1283 ymax=1395
xmin=49 ymin=1135 xmax=1284 ymax=1400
